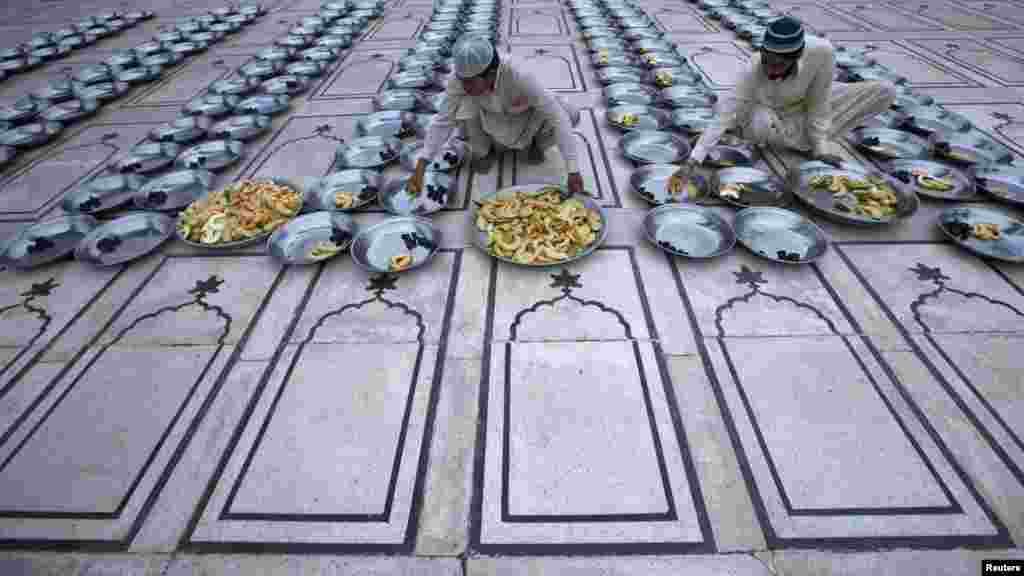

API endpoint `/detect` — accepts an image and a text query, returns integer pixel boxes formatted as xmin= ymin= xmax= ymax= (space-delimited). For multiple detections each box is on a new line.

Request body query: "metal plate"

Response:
xmin=643 ymin=204 xmax=735 ymax=258
xmin=261 ymin=74 xmax=309 ymax=95
xmin=794 ymin=166 xmax=919 ymax=226
xmin=468 ymin=184 xmax=609 ymax=267
xmin=659 ymin=85 xmax=715 ymax=109
xmin=356 ymin=110 xmax=419 ymax=139
xmin=932 ymin=130 xmax=1014 ymax=167
xmin=255 ymin=47 xmax=294 ymax=64
xmin=597 ymin=66 xmax=646 ymax=85
xmin=588 ymin=38 xmax=628 ymax=53
xmin=734 ymin=207 xmax=829 ymax=264
xmin=604 ymin=82 xmax=659 ymax=107
xmin=975 ymin=165 xmax=1024 ymax=206
xmin=175 ymin=139 xmax=244 ymax=171
xmin=938 ymin=204 xmax=1024 ymax=263
xmin=151 ymin=116 xmax=210 ymax=144
xmin=592 ymin=51 xmax=636 ymax=68
xmin=0 ymin=99 xmax=42 ymax=124
xmin=848 ymin=127 xmax=929 ymax=160
xmin=607 ymin=105 xmax=671 ymax=131
xmin=63 ymin=173 xmax=146 ymax=214
xmin=0 ymin=121 xmax=62 ymax=148
xmin=650 ymin=66 xmax=703 ymax=88
xmin=286 ymin=60 xmax=325 ymax=77
xmin=75 ymin=212 xmax=174 ymax=266
xmin=133 ymin=169 xmax=215 ymax=211
xmin=268 ymin=210 xmax=356 ymax=264
xmin=631 ymin=38 xmax=677 ymax=55
xmin=73 ymin=81 xmax=130 ymax=102
xmin=111 ymin=142 xmax=179 ymax=174
xmin=0 ymin=214 xmax=98 ymax=269
xmin=41 ymin=98 xmax=99 ymax=123
xmin=892 ymin=91 xmax=934 ymax=111
xmin=234 ymin=94 xmax=291 ymax=116
xmin=703 ymin=144 xmax=757 ymax=168
xmin=630 ymin=163 xmax=709 ymax=204
xmin=351 ymin=216 xmax=440 ymax=274
xmin=399 ymin=139 xmax=467 ymax=172
xmin=639 ymin=51 xmax=684 ymax=69
xmin=74 ymin=64 xmax=113 ymax=85
xmin=334 ymin=135 xmax=401 ymax=169
xmin=184 ymin=93 xmax=239 ymax=117
xmin=839 ymin=65 xmax=907 ymax=85
xmin=671 ymin=107 xmax=716 ymax=135
xmin=374 ymin=89 xmax=428 ymax=112
xmin=116 ymin=66 xmax=163 ymax=85
xmin=900 ymin=105 xmax=972 ymax=137
xmin=380 ymin=172 xmax=452 ymax=216
xmin=619 ymin=130 xmax=691 ymax=164
xmin=715 ymin=167 xmax=788 ymax=208
xmin=387 ymin=71 xmax=437 ymax=90
xmin=239 ymin=59 xmax=282 ymax=80
xmin=301 ymin=47 xmax=339 ymax=63
xmin=140 ymin=53 xmax=182 ymax=68
xmin=308 ymin=169 xmax=381 ymax=212
xmin=210 ymin=114 xmax=271 ymax=141
xmin=884 ymin=159 xmax=978 ymax=201
xmin=176 ymin=177 xmax=303 ymax=249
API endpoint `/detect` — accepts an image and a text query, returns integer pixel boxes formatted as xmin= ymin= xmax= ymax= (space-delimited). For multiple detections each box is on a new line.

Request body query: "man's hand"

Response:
xmin=816 ymin=153 xmax=844 ymax=168
xmin=567 ymin=172 xmax=584 ymax=197
xmin=409 ymin=157 xmax=428 ymax=196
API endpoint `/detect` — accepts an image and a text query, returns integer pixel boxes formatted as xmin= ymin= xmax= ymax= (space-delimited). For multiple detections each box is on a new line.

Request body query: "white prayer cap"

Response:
xmin=452 ymin=35 xmax=495 ymax=79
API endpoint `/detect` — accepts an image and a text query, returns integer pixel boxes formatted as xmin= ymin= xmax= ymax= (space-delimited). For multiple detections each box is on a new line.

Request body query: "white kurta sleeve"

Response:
xmin=690 ymin=65 xmax=757 ymax=164
xmin=516 ymin=66 xmax=580 ymax=173
xmin=422 ymin=79 xmax=463 ymax=161
xmin=805 ymin=48 xmax=834 ymax=157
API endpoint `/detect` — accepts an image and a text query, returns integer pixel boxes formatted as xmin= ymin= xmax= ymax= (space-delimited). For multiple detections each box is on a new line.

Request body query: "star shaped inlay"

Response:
xmin=21 ymin=278 xmax=59 ymax=298
xmin=910 ymin=263 xmax=949 ymax=283
xmin=367 ymin=273 xmax=398 ymax=293
xmin=550 ymin=269 xmax=582 ymax=291
xmin=733 ymin=265 xmax=767 ymax=287
xmin=189 ymin=275 xmax=224 ymax=298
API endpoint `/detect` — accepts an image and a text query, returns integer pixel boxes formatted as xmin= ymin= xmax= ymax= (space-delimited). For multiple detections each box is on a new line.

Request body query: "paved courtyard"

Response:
xmin=0 ymin=0 xmax=1023 ymax=573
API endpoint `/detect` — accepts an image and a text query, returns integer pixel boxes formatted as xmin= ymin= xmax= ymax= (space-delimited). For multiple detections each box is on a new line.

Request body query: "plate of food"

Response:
xmin=938 ymin=204 xmax=1024 ymax=263
xmin=379 ymin=171 xmax=452 ymax=216
xmin=63 ymin=173 xmax=146 ymax=214
xmin=848 ymin=127 xmax=929 ymax=160
xmin=356 ymin=110 xmax=420 ymax=139
xmin=350 ymin=216 xmax=439 ymax=273
xmin=631 ymin=38 xmax=677 ymax=55
xmin=308 ymin=169 xmax=381 ymax=211
xmin=619 ymin=129 xmax=691 ymax=164
xmin=884 ymin=159 xmax=977 ymax=201
xmin=643 ymin=204 xmax=735 ymax=258
xmin=795 ymin=166 xmax=918 ymax=225
xmin=607 ymin=105 xmax=671 ymax=131
xmin=334 ymin=135 xmax=401 ymax=169
xmin=592 ymin=49 xmax=635 ymax=68
xmin=587 ymin=38 xmax=628 ymax=53
xmin=603 ymin=82 xmax=660 ymax=107
xmin=470 ymin=184 xmax=607 ymax=266
xmin=630 ymin=163 xmax=709 ymax=204
xmin=176 ymin=178 xmax=303 ymax=248
xmin=715 ymin=167 xmax=788 ymax=208
xmin=640 ymin=51 xmax=685 ymax=69
xmin=975 ymin=165 xmax=1024 ymax=206
xmin=133 ymin=169 xmax=215 ymax=211
xmin=267 ymin=210 xmax=356 ymax=264
xmin=75 ymin=212 xmax=175 ymax=266
xmin=734 ymin=207 xmax=829 ymax=264
xmin=399 ymin=139 xmax=467 ymax=172
xmin=596 ymin=66 xmax=646 ymax=86
xmin=931 ymin=130 xmax=1014 ymax=167
xmin=0 ymin=214 xmax=98 ymax=269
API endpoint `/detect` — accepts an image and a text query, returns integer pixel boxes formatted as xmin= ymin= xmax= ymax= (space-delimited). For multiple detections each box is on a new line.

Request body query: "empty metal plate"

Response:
xmin=176 ymin=140 xmax=244 ymax=171
xmin=357 ymin=110 xmax=419 ymax=139
xmin=604 ymin=82 xmax=659 ymax=107
xmin=659 ymin=85 xmax=715 ymax=109
xmin=0 ymin=122 xmax=62 ymax=148
xmin=375 ymin=89 xmax=428 ymax=112
xmin=631 ymin=163 xmax=709 ymax=204
xmin=184 ymin=93 xmax=239 ymax=118
xmin=116 ymin=65 xmax=163 ymax=84
xmin=932 ymin=130 xmax=1014 ymax=167
xmin=734 ymin=207 xmax=829 ymax=263
xmin=380 ymin=171 xmax=452 ymax=216
xmin=900 ymin=105 xmax=971 ymax=137
xmin=301 ymin=47 xmax=339 ymax=63
xmin=73 ymin=81 xmax=130 ymax=102
xmin=400 ymin=139 xmax=467 ymax=172
xmin=41 ymin=98 xmax=99 ymax=123
xmin=169 ymin=41 xmax=207 ymax=56
xmin=63 ymin=173 xmax=146 ymax=213
xmin=255 ymin=46 xmax=294 ymax=63
xmin=238 ymin=59 xmax=282 ymax=80
xmin=334 ymin=135 xmax=401 ymax=169
xmin=133 ymin=169 xmax=215 ymax=211
xmin=0 ymin=214 xmax=98 ymax=269
xmin=975 ymin=165 xmax=1024 ymax=206
xmin=151 ymin=116 xmax=211 ymax=144
xmin=704 ymin=144 xmax=757 ymax=168
xmin=671 ymin=107 xmax=717 ymax=135
xmin=210 ymin=114 xmax=271 ymax=141
xmin=597 ymin=66 xmax=646 ymax=85
xmin=75 ymin=212 xmax=174 ymax=266
xmin=794 ymin=165 xmax=919 ymax=225
xmin=387 ymin=71 xmax=437 ymax=90
xmin=140 ymin=52 xmax=183 ymax=68
xmin=0 ymin=98 xmax=42 ymax=124
xmin=938 ymin=204 xmax=1024 ymax=263
xmin=885 ymin=159 xmax=977 ymax=201
xmin=620 ymin=130 xmax=691 ymax=164
xmin=892 ymin=91 xmax=935 ymax=111
xmin=261 ymin=74 xmax=309 ymax=95
xmin=268 ymin=210 xmax=356 ymax=264
xmin=644 ymin=204 xmax=735 ymax=258
xmin=715 ymin=167 xmax=788 ymax=208
xmin=848 ymin=127 xmax=929 ymax=160
xmin=286 ymin=60 xmax=325 ymax=77
xmin=112 ymin=142 xmax=179 ymax=174
xmin=308 ymin=169 xmax=381 ymax=211
xmin=607 ymin=105 xmax=671 ymax=131
xmin=234 ymin=94 xmax=291 ymax=115
xmin=351 ymin=216 xmax=440 ymax=273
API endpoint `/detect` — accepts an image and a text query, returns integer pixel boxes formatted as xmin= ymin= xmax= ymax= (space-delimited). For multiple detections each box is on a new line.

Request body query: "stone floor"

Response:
xmin=1 ymin=0 xmax=1023 ymax=573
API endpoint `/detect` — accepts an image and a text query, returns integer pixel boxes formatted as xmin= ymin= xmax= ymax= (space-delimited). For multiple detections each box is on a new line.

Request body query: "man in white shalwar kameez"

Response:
xmin=410 ymin=36 xmax=585 ymax=196
xmin=675 ymin=16 xmax=897 ymax=190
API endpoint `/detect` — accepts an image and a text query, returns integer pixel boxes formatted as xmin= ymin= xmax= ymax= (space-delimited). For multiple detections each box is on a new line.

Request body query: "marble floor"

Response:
xmin=0 ymin=0 xmax=1023 ymax=573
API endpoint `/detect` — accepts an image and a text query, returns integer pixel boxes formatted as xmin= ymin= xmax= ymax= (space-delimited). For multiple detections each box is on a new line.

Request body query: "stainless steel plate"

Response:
xmin=597 ymin=66 xmax=646 ymax=85
xmin=133 ymin=169 xmax=215 ymax=211
xmin=885 ymin=159 xmax=977 ymax=201
xmin=603 ymin=82 xmax=659 ymax=107
xmin=334 ymin=135 xmax=401 ymax=169
xmin=643 ymin=204 xmax=735 ymax=258
xmin=0 ymin=214 xmax=98 ymax=269
xmin=640 ymin=51 xmax=684 ymax=69
xmin=183 ymin=93 xmax=239 ymax=117
xmin=74 ymin=64 xmax=113 ymax=85
xmin=63 ymin=173 xmax=146 ymax=214
xmin=659 ymin=85 xmax=715 ymax=109
xmin=839 ymin=65 xmax=907 ymax=85
xmin=0 ymin=121 xmax=62 ymax=148
xmin=387 ymin=71 xmax=437 ymax=90
xmin=150 ymin=116 xmax=210 ymax=144
xmin=715 ymin=167 xmax=788 ymax=208
xmin=631 ymin=163 xmax=709 ymax=204
xmin=75 ymin=212 xmax=174 ymax=266
xmin=734 ymin=207 xmax=829 ymax=263
xmin=210 ymin=114 xmax=271 ymax=141
xmin=607 ymin=105 xmax=671 ymax=131
xmin=703 ymin=144 xmax=757 ymax=168
xmin=374 ymin=89 xmax=428 ymax=112
xmin=351 ymin=216 xmax=440 ymax=273
xmin=900 ymin=104 xmax=972 ymax=137
xmin=932 ymin=130 xmax=1014 ymax=167
xmin=116 ymin=65 xmax=163 ymax=85
xmin=975 ymin=165 xmax=1024 ymax=206
xmin=255 ymin=47 xmax=293 ymax=63
xmin=234 ymin=94 xmax=291 ymax=115
xmin=41 ymin=98 xmax=99 ymax=123
xmin=651 ymin=66 xmax=703 ymax=89
xmin=111 ymin=142 xmax=179 ymax=174
xmin=671 ymin=107 xmax=716 ymax=135
xmin=175 ymin=139 xmax=244 ymax=171
xmin=267 ymin=210 xmax=356 ymax=264
xmin=357 ymin=110 xmax=419 ymax=139
xmin=308 ymin=169 xmax=381 ymax=211
xmin=848 ymin=127 xmax=929 ymax=160
xmin=380 ymin=171 xmax=452 ymax=216
xmin=592 ymin=51 xmax=636 ymax=68
xmin=238 ymin=59 xmax=282 ymax=80
xmin=619 ymin=130 xmax=691 ymax=164
xmin=794 ymin=166 xmax=919 ymax=225
xmin=286 ymin=60 xmax=325 ymax=77
xmin=938 ymin=204 xmax=1024 ymax=263
xmin=400 ymin=139 xmax=467 ymax=172
xmin=261 ymin=74 xmax=309 ymax=95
